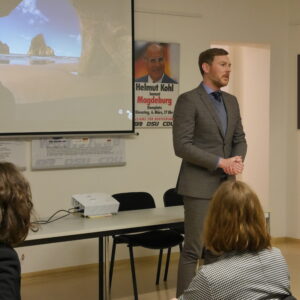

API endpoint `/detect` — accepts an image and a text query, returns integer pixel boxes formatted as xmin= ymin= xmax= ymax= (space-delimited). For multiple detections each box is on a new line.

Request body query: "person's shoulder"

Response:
xmin=260 ymin=247 xmax=285 ymax=260
xmin=177 ymin=85 xmax=202 ymax=101
xmin=0 ymin=243 xmax=21 ymax=300
xmin=181 ymin=85 xmax=202 ymax=96
xmin=254 ymin=247 xmax=289 ymax=274
xmin=135 ymin=75 xmax=148 ymax=82
xmin=220 ymin=90 xmax=233 ymax=96
xmin=162 ymin=74 xmax=178 ymax=84
xmin=0 ymin=243 xmax=18 ymax=260
xmin=0 ymin=243 xmax=20 ymax=277
xmin=0 ymin=242 xmax=13 ymax=253
xmin=258 ymin=248 xmax=290 ymax=283
xmin=221 ymin=90 xmax=238 ymax=101
xmin=199 ymin=251 xmax=260 ymax=283
xmin=0 ymin=243 xmax=20 ymax=274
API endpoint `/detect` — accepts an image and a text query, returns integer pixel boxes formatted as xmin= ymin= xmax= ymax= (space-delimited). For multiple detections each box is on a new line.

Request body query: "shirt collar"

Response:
xmin=148 ymin=74 xmax=164 ymax=83
xmin=201 ymin=82 xmax=221 ymax=95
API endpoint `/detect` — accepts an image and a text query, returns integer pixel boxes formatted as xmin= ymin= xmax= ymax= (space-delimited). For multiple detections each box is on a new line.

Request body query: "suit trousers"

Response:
xmin=176 ymin=196 xmax=210 ymax=297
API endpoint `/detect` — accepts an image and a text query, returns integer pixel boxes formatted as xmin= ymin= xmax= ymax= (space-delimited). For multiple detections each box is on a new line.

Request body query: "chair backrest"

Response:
xmin=112 ymin=192 xmax=156 ymax=211
xmin=163 ymin=188 xmax=184 ymax=207
xmin=283 ymin=296 xmax=297 ymax=300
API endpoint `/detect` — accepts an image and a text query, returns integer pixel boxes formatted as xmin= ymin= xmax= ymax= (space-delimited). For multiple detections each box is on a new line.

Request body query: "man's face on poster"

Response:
xmin=144 ymin=44 xmax=165 ymax=83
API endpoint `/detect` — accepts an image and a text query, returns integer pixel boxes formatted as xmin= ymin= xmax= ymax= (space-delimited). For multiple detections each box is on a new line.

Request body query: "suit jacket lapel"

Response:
xmin=221 ymin=92 xmax=233 ymax=139
xmin=197 ymin=85 xmax=225 ymax=138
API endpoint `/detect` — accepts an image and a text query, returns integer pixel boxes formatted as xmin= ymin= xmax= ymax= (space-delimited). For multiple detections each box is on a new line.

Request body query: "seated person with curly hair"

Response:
xmin=0 ymin=162 xmax=35 ymax=300
xmin=172 ymin=180 xmax=295 ymax=300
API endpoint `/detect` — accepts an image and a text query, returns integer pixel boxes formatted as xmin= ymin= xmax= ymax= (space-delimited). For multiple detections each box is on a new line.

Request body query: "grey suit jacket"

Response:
xmin=173 ymin=84 xmax=247 ymax=199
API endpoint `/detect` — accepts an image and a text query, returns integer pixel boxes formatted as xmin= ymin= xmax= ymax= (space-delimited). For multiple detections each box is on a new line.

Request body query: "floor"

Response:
xmin=21 ymin=239 xmax=300 ymax=300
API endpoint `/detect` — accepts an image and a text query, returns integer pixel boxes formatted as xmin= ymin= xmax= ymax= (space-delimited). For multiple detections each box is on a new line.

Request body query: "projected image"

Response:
xmin=0 ymin=0 xmax=133 ymax=134
xmin=0 ymin=0 xmax=81 ymax=103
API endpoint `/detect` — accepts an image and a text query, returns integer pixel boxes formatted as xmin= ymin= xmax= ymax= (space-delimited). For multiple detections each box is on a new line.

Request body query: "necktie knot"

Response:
xmin=211 ymin=91 xmax=222 ymax=102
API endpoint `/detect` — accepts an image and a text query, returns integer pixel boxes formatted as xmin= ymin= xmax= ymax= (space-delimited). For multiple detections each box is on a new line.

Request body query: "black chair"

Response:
xmin=163 ymin=188 xmax=184 ymax=208
xmin=163 ymin=189 xmax=212 ymax=261
xmin=109 ymin=192 xmax=184 ymax=300
xmin=162 ymin=188 xmax=185 ymax=276
xmin=283 ymin=296 xmax=297 ymax=300
xmin=163 ymin=188 xmax=184 ymax=235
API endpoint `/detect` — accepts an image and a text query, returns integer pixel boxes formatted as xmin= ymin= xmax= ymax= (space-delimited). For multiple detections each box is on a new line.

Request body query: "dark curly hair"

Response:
xmin=0 ymin=162 xmax=35 ymax=246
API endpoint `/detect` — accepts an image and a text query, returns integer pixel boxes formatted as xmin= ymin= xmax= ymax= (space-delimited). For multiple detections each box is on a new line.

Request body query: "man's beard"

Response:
xmin=212 ymin=77 xmax=228 ymax=88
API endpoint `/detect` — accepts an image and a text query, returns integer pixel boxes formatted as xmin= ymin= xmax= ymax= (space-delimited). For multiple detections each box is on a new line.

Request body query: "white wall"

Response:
xmin=287 ymin=0 xmax=300 ymax=238
xmin=239 ymin=46 xmax=270 ymax=211
xmin=17 ymin=0 xmax=300 ymax=273
xmin=212 ymin=43 xmax=270 ymax=211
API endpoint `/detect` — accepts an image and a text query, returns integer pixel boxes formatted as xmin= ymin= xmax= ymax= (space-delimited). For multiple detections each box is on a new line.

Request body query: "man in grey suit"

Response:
xmin=173 ymin=48 xmax=247 ymax=296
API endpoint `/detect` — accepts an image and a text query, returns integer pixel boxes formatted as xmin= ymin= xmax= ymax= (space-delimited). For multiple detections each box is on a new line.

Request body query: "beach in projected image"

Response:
xmin=0 ymin=0 xmax=133 ymax=134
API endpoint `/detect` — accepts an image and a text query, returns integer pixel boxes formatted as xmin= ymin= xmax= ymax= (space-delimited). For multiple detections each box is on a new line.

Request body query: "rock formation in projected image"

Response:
xmin=28 ymin=34 xmax=55 ymax=57
xmin=0 ymin=0 xmax=22 ymax=17
xmin=0 ymin=41 xmax=9 ymax=54
xmin=70 ymin=0 xmax=106 ymax=76
xmin=70 ymin=0 xmax=124 ymax=77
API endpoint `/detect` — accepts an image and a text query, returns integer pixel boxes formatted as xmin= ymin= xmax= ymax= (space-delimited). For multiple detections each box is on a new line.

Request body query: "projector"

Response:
xmin=72 ymin=193 xmax=120 ymax=217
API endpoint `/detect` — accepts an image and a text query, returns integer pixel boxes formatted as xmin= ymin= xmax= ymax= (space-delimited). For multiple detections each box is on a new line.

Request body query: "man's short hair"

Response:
xmin=198 ymin=48 xmax=229 ymax=75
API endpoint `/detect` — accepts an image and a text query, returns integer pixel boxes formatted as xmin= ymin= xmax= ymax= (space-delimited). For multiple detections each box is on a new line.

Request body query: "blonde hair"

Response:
xmin=203 ymin=180 xmax=271 ymax=255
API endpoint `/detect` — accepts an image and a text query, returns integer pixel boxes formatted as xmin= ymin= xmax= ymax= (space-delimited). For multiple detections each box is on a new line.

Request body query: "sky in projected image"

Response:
xmin=0 ymin=0 xmax=81 ymax=57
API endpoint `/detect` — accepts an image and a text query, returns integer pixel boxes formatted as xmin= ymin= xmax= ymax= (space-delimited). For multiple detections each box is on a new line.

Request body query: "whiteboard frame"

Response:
xmin=0 ymin=0 xmax=135 ymax=138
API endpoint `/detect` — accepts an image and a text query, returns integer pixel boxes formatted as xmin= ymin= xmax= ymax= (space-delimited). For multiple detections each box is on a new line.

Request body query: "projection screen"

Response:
xmin=0 ymin=0 xmax=134 ymax=136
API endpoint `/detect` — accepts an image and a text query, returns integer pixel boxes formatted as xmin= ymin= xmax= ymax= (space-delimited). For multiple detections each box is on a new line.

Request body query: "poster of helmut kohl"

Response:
xmin=134 ymin=41 xmax=179 ymax=128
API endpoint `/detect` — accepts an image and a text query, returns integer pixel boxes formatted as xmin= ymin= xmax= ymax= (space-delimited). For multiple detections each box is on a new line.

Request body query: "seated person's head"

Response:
xmin=203 ymin=180 xmax=270 ymax=255
xmin=0 ymin=162 xmax=34 ymax=246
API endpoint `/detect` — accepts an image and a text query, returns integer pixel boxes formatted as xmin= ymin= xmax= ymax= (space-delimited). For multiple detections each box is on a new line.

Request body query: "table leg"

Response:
xmin=104 ymin=236 xmax=110 ymax=299
xmin=99 ymin=236 xmax=110 ymax=300
xmin=99 ymin=237 xmax=104 ymax=300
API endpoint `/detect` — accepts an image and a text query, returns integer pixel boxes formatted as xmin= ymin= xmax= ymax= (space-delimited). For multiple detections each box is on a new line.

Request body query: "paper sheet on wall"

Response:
xmin=31 ymin=137 xmax=125 ymax=170
xmin=0 ymin=141 xmax=26 ymax=170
